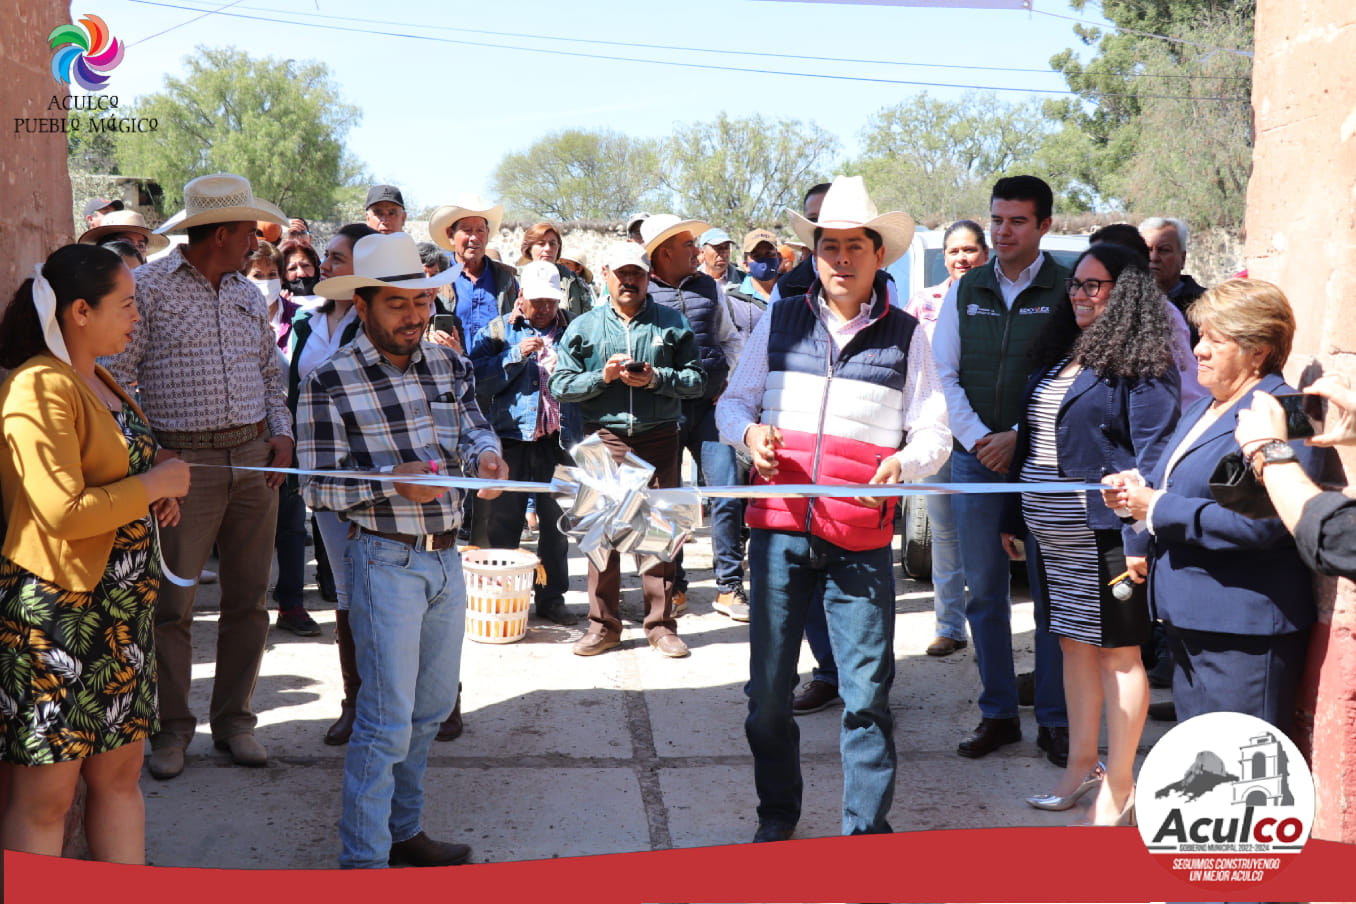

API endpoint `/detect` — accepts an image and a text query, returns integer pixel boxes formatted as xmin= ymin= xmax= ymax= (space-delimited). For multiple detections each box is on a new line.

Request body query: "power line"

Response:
xmin=1031 ymin=8 xmax=1254 ymax=58
xmin=124 ymin=0 xmax=1244 ymax=101
xmin=132 ymin=0 xmax=1249 ymax=81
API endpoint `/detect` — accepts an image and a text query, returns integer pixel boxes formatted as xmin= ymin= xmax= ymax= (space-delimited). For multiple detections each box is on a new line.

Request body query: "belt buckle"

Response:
xmin=422 ymin=533 xmax=435 ymax=552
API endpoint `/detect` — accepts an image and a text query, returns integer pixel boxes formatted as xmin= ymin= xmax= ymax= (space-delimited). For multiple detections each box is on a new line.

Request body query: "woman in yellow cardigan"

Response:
xmin=0 ymin=244 xmax=190 ymax=863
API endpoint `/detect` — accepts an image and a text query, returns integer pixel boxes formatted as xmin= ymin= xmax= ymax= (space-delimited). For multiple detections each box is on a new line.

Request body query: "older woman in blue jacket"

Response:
xmin=1004 ymin=243 xmax=1180 ymax=826
xmin=1106 ymin=279 xmax=1321 ymax=740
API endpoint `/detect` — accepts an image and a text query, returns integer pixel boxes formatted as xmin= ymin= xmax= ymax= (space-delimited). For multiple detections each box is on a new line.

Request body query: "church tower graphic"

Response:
xmin=1231 ymin=732 xmax=1294 ymax=807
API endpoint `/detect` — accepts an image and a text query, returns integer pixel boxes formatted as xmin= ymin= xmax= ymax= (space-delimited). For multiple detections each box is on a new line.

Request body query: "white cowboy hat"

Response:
xmin=429 ymin=194 xmax=505 ymax=252
xmin=313 ymin=233 xmax=458 ymax=299
xmin=785 ymin=175 xmax=915 ymax=267
xmin=78 ymin=209 xmax=170 ymax=254
xmin=639 ymin=214 xmax=713 ymax=258
xmin=155 ymin=173 xmax=287 ymax=234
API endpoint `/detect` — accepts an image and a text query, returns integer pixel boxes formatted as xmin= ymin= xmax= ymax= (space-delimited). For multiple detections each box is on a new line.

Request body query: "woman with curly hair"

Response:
xmin=1003 ymin=242 xmax=1181 ymax=825
xmin=0 ymin=244 xmax=191 ymax=861
xmin=516 ymin=221 xmax=591 ymax=315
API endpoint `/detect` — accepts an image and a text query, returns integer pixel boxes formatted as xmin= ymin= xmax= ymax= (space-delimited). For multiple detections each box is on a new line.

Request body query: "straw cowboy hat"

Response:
xmin=639 ymin=214 xmax=712 ymax=258
xmin=785 ymin=175 xmax=915 ymax=267
xmin=155 ymin=173 xmax=286 ymax=234
xmin=78 ymin=209 xmax=170 ymax=254
xmin=559 ymin=248 xmax=594 ymax=284
xmin=429 ymin=194 xmax=504 ymax=252
xmin=314 ymin=233 xmax=459 ymax=299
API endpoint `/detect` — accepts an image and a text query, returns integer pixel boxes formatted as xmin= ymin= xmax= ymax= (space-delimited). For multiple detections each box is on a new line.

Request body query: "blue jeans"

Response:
xmin=804 ymin=588 xmax=837 ymax=686
xmin=746 ymin=529 xmax=896 ymax=835
xmin=339 ymin=532 xmax=466 ymax=869
xmin=675 ymin=399 xmax=745 ymax=591
xmin=273 ymin=486 xmax=307 ymax=611
xmin=951 ymin=448 xmax=1064 ymax=726
xmin=925 ymin=459 xmax=967 ymax=641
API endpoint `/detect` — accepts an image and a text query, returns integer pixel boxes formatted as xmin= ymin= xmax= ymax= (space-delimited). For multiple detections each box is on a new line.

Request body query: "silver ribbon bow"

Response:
xmin=551 ymin=434 xmax=701 ymax=572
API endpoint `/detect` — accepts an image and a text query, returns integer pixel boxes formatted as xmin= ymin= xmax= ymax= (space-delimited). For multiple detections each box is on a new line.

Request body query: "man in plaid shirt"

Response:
xmin=298 ymin=233 xmax=507 ymax=869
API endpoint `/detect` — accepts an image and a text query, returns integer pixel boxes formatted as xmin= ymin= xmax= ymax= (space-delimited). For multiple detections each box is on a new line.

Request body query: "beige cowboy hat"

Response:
xmin=640 ymin=214 xmax=712 ymax=257
xmin=78 ymin=209 xmax=170 ymax=254
xmin=559 ymin=249 xmax=594 ymax=284
xmin=429 ymin=194 xmax=505 ymax=252
xmin=314 ymin=233 xmax=458 ymax=299
xmin=155 ymin=173 xmax=286 ymax=234
xmin=786 ymin=175 xmax=915 ymax=267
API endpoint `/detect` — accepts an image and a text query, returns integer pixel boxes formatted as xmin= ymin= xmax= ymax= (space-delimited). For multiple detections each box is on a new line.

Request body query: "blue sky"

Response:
xmin=71 ymin=0 xmax=1111 ymax=214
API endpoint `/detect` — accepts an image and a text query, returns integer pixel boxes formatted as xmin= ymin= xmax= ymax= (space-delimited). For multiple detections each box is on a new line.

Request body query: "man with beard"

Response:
xmin=299 ymin=231 xmax=507 ymax=868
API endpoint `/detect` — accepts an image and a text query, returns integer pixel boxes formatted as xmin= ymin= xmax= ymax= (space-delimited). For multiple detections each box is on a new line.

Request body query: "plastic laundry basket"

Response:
xmin=462 ymin=548 xmax=538 ymax=643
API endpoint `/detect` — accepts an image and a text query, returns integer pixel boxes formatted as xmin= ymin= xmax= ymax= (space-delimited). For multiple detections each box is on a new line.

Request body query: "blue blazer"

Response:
xmin=1008 ymin=363 xmax=1181 ymax=555
xmin=1145 ymin=372 xmax=1319 ymax=636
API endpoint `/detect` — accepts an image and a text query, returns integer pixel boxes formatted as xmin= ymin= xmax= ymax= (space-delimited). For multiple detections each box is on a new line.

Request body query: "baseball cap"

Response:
xmin=365 ymin=184 xmax=405 ymax=209
xmin=519 ymin=261 xmax=564 ymax=301
xmin=603 ymin=242 xmax=651 ymax=273
xmin=625 ymin=212 xmax=652 ymax=234
xmin=742 ymin=228 xmax=779 ymax=255
xmin=698 ymin=227 xmax=733 ymax=248
xmin=82 ymin=196 xmax=124 ymax=217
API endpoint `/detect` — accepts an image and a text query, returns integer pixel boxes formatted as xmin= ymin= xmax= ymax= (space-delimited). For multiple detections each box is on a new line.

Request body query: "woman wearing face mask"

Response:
xmin=286 ymin=223 xmax=379 ymax=742
xmin=903 ymin=220 xmax=990 ymax=657
xmin=244 ymin=241 xmax=294 ymax=351
xmin=516 ymin=222 xmax=591 ymax=316
xmin=278 ymin=239 xmax=322 ymax=307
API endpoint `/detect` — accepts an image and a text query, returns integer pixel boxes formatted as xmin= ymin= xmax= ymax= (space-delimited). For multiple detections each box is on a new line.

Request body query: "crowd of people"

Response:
xmin=1 ymin=167 xmax=1352 ymax=869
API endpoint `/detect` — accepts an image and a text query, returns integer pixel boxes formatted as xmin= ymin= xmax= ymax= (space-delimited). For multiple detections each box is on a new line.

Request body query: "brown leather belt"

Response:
xmin=357 ymin=526 xmax=457 ymax=553
xmin=157 ymin=420 xmax=265 ymax=451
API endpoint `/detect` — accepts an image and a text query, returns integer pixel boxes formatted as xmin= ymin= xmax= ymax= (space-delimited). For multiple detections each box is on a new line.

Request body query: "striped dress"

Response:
xmin=1019 ymin=360 xmax=1103 ymax=645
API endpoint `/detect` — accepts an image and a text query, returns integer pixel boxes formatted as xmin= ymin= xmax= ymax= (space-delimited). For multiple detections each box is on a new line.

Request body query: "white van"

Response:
xmin=890 ymin=230 xmax=1091 ymax=580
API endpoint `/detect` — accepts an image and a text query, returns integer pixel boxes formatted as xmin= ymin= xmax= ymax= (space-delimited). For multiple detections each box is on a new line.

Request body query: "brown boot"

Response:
xmin=435 ymin=683 xmax=463 ymax=742
xmin=324 ymin=610 xmax=361 ymax=746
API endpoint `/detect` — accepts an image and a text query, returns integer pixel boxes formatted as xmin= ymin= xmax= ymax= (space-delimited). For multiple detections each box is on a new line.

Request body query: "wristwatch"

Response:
xmin=1251 ymin=439 xmax=1298 ymax=478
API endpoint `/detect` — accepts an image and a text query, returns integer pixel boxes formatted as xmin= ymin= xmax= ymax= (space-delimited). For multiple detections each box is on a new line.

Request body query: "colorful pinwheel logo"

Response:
xmin=49 ymin=14 xmax=124 ymax=91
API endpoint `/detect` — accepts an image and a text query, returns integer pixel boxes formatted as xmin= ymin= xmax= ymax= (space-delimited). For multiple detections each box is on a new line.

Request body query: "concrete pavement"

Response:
xmin=142 ymin=524 xmax=1171 ymax=869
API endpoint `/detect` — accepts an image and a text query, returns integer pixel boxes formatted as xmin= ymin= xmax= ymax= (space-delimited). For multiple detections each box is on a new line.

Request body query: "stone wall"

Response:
xmin=1246 ymin=0 xmax=1356 ymax=844
xmin=0 ymin=0 xmax=88 ymax=858
xmin=0 ymin=0 xmax=76 ymax=305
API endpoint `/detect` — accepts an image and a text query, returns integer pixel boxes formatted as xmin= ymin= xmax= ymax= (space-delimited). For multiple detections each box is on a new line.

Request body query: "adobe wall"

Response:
xmin=1245 ymin=0 xmax=1356 ymax=843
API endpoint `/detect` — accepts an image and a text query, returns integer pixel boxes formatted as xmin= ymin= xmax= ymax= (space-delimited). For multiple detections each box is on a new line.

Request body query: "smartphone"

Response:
xmin=624 ymin=361 xmax=647 ymax=373
xmin=1274 ymin=392 xmax=1325 ymax=439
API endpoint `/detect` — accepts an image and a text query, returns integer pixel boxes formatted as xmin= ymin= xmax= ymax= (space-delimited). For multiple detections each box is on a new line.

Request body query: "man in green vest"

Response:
xmin=932 ymin=175 xmax=1071 ymax=765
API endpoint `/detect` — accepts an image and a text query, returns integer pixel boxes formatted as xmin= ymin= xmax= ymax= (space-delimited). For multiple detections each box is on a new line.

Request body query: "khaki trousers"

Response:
xmin=152 ymin=436 xmax=278 ymax=748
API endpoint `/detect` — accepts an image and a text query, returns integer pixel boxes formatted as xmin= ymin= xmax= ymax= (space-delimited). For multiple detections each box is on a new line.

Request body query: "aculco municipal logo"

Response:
xmin=1137 ymin=711 xmax=1313 ymax=889
xmin=49 ymin=14 xmax=124 ymax=91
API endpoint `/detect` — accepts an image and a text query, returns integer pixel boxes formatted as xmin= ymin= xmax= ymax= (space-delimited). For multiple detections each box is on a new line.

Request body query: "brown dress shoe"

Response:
xmin=573 ymin=631 xmax=621 ymax=656
xmin=926 ymin=636 xmax=967 ymax=657
xmin=792 ymin=679 xmax=842 ymax=715
xmin=649 ymin=633 xmax=689 ymax=658
xmin=957 ymin=717 xmax=1021 ymax=758
xmin=389 ymin=831 xmax=471 ymax=867
xmin=214 ymin=734 xmax=268 ymax=767
xmin=147 ymin=744 xmax=185 ymax=780
xmin=436 ymin=684 xmax=463 ymax=742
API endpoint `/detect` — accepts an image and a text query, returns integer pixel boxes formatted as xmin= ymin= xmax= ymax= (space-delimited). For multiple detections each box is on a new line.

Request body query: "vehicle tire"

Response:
xmin=900 ymin=495 xmax=932 ymax=580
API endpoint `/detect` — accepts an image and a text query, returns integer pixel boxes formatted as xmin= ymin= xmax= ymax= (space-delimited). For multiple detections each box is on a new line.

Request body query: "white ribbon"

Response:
xmin=31 ymin=263 xmax=72 ymax=365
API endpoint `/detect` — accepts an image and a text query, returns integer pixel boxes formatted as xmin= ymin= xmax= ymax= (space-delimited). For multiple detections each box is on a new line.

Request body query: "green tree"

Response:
xmin=116 ymin=47 xmax=364 ymax=217
xmin=1049 ymin=1 xmax=1254 ymax=227
xmin=845 ymin=92 xmax=1075 ymax=223
xmin=492 ymin=129 xmax=663 ymax=222
xmin=658 ymin=113 xmax=838 ymax=232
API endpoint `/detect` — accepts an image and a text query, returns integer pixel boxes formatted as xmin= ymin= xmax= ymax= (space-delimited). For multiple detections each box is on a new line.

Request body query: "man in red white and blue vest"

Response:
xmin=717 ymin=176 xmax=951 ymax=841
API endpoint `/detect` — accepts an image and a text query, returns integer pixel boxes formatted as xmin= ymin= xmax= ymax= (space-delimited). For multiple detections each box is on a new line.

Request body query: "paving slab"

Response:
xmin=142 ymin=525 xmax=1174 ymax=869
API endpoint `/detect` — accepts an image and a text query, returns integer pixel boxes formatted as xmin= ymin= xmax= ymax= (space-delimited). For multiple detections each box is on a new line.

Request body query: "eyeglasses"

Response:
xmin=1065 ymin=277 xmax=1109 ymax=297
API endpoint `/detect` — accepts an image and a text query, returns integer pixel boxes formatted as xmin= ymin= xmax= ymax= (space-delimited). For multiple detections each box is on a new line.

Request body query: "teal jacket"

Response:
xmin=548 ymin=297 xmax=705 ymax=435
